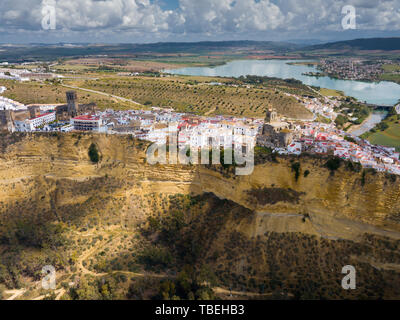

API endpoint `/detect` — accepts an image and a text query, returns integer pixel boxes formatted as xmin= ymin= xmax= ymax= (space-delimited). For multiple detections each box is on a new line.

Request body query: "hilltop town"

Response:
xmin=1 ymin=85 xmax=400 ymax=176
xmin=1 ymin=19 xmax=400 ymax=302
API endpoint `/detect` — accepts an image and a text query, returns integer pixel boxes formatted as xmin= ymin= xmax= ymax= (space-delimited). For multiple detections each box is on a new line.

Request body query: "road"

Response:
xmin=32 ymin=289 xmax=66 ymax=301
xmin=76 ymin=239 xmax=167 ymax=279
xmin=3 ymin=237 xmax=280 ymax=300
xmin=5 ymin=289 xmax=26 ymax=300
xmin=77 ymin=240 xmax=109 ymax=277
xmin=213 ymin=287 xmax=272 ymax=298
xmin=60 ymin=84 xmax=143 ymax=107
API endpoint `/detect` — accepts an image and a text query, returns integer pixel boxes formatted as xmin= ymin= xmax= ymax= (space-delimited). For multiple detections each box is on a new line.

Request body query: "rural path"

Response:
xmin=351 ymin=255 xmax=400 ymax=272
xmin=204 ymin=106 xmax=217 ymax=116
xmin=77 ymin=240 xmax=109 ymax=277
xmin=306 ymin=85 xmax=337 ymax=107
xmin=60 ymin=84 xmax=143 ymax=107
xmin=76 ymin=237 xmax=167 ymax=279
xmin=212 ymin=286 xmax=280 ymax=298
xmin=5 ymin=289 xmax=27 ymax=300
xmin=32 ymin=288 xmax=66 ymax=301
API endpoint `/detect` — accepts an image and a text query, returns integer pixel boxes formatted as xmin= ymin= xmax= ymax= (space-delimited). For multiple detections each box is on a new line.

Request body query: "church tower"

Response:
xmin=66 ymin=91 xmax=78 ymax=117
xmin=265 ymin=108 xmax=277 ymax=124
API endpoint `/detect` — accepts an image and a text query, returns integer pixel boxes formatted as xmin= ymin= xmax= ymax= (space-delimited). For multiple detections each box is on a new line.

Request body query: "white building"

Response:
xmin=29 ymin=112 xmax=56 ymax=128
xmin=71 ymin=115 xmax=102 ymax=131
xmin=287 ymin=142 xmax=302 ymax=155
xmin=15 ymin=112 xmax=56 ymax=132
xmin=14 ymin=120 xmax=33 ymax=132
xmin=60 ymin=124 xmax=74 ymax=132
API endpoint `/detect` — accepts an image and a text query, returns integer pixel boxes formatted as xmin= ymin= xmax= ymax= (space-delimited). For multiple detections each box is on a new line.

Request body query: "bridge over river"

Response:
xmin=366 ymin=103 xmax=396 ymax=110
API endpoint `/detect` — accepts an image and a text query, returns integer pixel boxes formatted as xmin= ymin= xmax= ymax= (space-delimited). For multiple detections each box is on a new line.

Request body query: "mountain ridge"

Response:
xmin=305 ymin=37 xmax=400 ymax=51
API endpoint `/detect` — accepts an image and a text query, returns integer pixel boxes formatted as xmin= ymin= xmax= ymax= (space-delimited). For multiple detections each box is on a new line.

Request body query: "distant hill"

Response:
xmin=125 ymin=40 xmax=300 ymax=52
xmin=2 ymin=38 xmax=398 ymax=62
xmin=306 ymin=37 xmax=400 ymax=51
xmin=0 ymin=41 xmax=300 ymax=62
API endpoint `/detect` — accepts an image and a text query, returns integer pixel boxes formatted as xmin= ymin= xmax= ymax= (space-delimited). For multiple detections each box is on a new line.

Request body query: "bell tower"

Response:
xmin=66 ymin=91 xmax=78 ymax=117
xmin=265 ymin=108 xmax=277 ymax=124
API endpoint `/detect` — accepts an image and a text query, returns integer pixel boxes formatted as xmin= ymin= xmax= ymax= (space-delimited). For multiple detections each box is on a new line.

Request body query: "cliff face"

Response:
xmin=2 ymin=133 xmax=400 ymax=299
xmin=197 ymin=160 xmax=400 ymax=240
xmin=1 ymin=133 xmax=400 ymax=241
xmin=0 ymin=133 xmax=197 ymax=223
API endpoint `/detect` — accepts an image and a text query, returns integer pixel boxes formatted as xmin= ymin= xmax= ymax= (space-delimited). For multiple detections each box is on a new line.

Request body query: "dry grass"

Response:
xmin=0 ymin=79 xmax=137 ymax=110
xmin=54 ymin=58 xmax=184 ymax=73
xmin=65 ymin=76 xmax=312 ymax=118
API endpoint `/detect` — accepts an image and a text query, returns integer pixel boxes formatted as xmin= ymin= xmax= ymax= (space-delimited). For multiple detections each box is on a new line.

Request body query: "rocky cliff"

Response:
xmin=1 ymin=133 xmax=400 ymax=299
xmin=2 ymin=133 xmax=400 ymax=240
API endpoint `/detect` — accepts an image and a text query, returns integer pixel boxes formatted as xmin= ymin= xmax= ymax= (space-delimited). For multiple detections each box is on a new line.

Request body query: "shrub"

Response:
xmin=138 ymin=247 xmax=173 ymax=270
xmin=88 ymin=143 xmax=100 ymax=163
xmin=344 ymin=136 xmax=357 ymax=144
xmin=291 ymin=162 xmax=301 ymax=181
xmin=377 ymin=122 xmax=389 ymax=131
xmin=326 ymin=157 xmax=341 ymax=172
xmin=346 ymin=161 xmax=362 ymax=173
xmin=335 ymin=115 xmax=348 ymax=127
xmin=361 ymin=170 xmax=366 ymax=186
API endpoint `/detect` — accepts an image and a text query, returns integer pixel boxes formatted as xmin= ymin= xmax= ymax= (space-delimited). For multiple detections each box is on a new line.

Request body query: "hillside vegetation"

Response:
xmin=1 ymin=134 xmax=400 ymax=300
xmin=65 ymin=76 xmax=313 ymax=118
xmin=0 ymin=79 xmax=137 ymax=110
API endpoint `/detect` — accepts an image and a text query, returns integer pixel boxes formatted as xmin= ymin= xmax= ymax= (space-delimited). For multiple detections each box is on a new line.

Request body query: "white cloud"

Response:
xmin=0 ymin=0 xmax=399 ymax=42
xmin=178 ymin=0 xmax=285 ymax=34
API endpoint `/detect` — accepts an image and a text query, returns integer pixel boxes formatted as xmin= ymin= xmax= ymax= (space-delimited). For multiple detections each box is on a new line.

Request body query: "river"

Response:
xmin=165 ymin=60 xmax=400 ymax=106
xmin=350 ymin=110 xmax=388 ymax=137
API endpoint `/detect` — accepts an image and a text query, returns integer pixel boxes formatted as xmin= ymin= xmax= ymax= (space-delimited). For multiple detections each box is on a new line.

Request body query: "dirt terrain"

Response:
xmin=1 ymin=133 xmax=400 ymax=299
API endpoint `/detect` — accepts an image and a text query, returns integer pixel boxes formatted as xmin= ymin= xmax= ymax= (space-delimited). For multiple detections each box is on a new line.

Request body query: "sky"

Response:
xmin=0 ymin=0 xmax=399 ymax=44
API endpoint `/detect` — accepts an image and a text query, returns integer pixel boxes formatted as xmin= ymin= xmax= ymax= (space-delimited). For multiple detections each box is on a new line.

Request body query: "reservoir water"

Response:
xmin=166 ymin=60 xmax=400 ymax=106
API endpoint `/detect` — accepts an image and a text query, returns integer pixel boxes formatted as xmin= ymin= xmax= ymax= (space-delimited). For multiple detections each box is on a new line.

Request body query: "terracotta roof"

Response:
xmin=73 ymin=115 xmax=100 ymax=121
xmin=30 ymin=112 xmax=55 ymax=120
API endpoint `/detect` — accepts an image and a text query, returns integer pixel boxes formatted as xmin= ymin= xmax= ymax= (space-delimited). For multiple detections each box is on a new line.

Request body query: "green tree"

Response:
xmin=159 ymin=280 xmax=176 ymax=300
xmin=291 ymin=162 xmax=301 ymax=181
xmin=326 ymin=157 xmax=341 ymax=172
xmin=88 ymin=143 xmax=100 ymax=163
xmin=335 ymin=115 xmax=348 ymax=127
xmin=73 ymin=278 xmax=100 ymax=300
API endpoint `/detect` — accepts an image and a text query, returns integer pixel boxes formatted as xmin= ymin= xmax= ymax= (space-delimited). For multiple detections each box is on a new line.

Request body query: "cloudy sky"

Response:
xmin=0 ymin=0 xmax=399 ymax=44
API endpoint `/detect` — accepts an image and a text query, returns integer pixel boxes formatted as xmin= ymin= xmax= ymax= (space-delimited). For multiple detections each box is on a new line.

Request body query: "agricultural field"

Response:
xmin=319 ymin=88 xmax=344 ymax=97
xmin=380 ymin=73 xmax=400 ymax=84
xmin=64 ymin=75 xmax=313 ymax=119
xmin=50 ymin=53 xmax=244 ymax=76
xmin=53 ymin=58 xmax=186 ymax=74
xmin=0 ymin=70 xmax=314 ymax=119
xmin=142 ymin=54 xmax=238 ymax=68
xmin=0 ymin=79 xmax=140 ymax=110
xmin=381 ymin=63 xmax=400 ymax=84
xmin=364 ymin=115 xmax=400 ymax=151
xmin=382 ymin=64 xmax=400 ymax=72
xmin=368 ymin=122 xmax=400 ymax=150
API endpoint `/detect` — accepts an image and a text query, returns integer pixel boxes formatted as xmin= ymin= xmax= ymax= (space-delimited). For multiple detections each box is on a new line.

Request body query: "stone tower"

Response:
xmin=66 ymin=91 xmax=78 ymax=117
xmin=265 ymin=108 xmax=277 ymax=124
xmin=0 ymin=110 xmax=15 ymax=132
xmin=28 ymin=106 xmax=41 ymax=119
